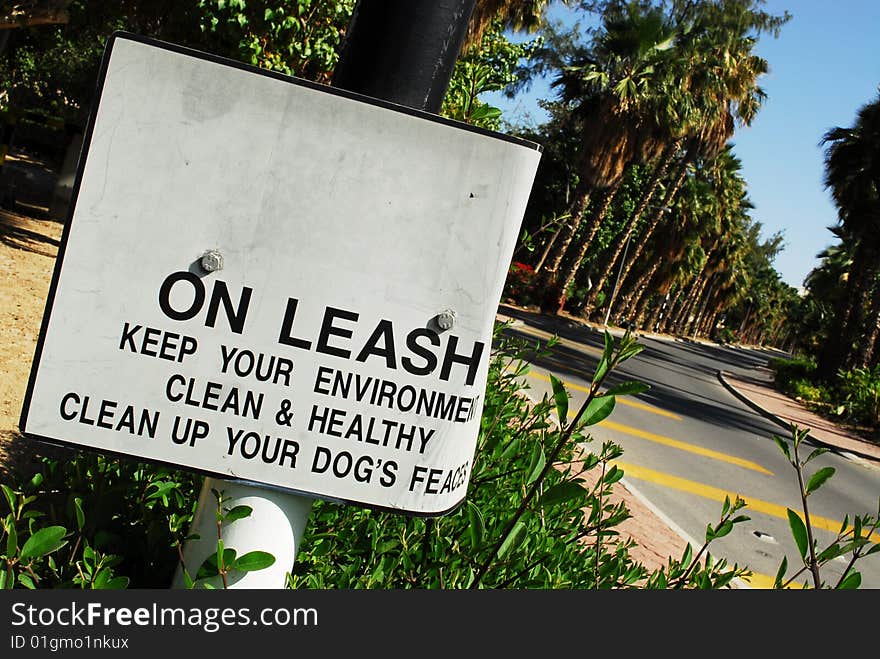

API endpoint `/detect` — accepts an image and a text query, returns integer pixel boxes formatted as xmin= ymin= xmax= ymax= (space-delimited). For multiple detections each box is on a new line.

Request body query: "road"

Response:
xmin=497 ymin=305 xmax=880 ymax=588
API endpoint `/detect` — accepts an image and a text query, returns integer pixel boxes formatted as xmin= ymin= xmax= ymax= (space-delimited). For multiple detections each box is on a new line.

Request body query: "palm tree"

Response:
xmin=817 ymin=91 xmax=880 ymax=376
xmin=605 ymin=0 xmax=787 ymax=321
xmin=466 ymin=0 xmax=554 ymax=49
xmin=535 ymin=0 xmax=677 ymax=312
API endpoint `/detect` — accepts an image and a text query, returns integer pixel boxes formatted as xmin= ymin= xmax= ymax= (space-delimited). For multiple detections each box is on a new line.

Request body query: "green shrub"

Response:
xmin=836 ymin=365 xmax=880 ymax=427
xmin=770 ymin=356 xmax=817 ymax=394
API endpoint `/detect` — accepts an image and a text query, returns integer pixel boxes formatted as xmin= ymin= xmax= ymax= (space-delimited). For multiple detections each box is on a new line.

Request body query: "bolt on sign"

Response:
xmin=20 ymin=33 xmax=541 ymax=515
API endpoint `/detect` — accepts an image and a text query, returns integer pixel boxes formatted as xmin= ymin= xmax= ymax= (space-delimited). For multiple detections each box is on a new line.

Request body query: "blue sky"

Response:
xmin=485 ymin=0 xmax=880 ymax=290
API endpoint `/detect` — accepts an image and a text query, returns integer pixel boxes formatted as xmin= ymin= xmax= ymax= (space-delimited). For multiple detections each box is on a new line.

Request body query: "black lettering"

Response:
xmin=202 ymin=381 xmax=222 ymax=411
xmin=278 ymin=298 xmax=312 ymax=349
xmin=409 ymin=465 xmax=428 ymax=492
xmin=316 ymin=307 xmax=358 ymax=358
xmin=179 ymin=336 xmax=197 ymax=362
xmin=279 ymin=440 xmax=299 ymax=468
xmin=380 ymin=461 xmax=397 ymax=487
xmin=313 ymin=366 xmax=333 ymax=395
xmin=311 ymin=446 xmax=332 ymax=473
xmin=96 ymin=399 xmax=117 ymax=429
xmin=159 ymin=271 xmax=204 ymax=321
xmin=425 ymin=468 xmax=442 ymax=494
xmin=402 ymin=328 xmax=440 ymax=376
xmin=60 ymin=392 xmax=79 ymax=420
xmin=141 ymin=327 xmax=160 ymax=357
xmin=205 ymin=281 xmax=252 ymax=334
xmin=159 ymin=332 xmax=180 ymax=361
xmin=119 ymin=323 xmax=141 ymax=352
xmin=355 ymin=319 xmax=397 ymax=368
xmin=166 ymin=374 xmax=185 ymax=402
xmin=440 ymin=336 xmax=484 ymax=386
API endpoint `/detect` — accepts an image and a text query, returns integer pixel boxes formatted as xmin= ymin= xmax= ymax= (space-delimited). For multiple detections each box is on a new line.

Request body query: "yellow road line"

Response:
xmin=616 ymin=461 xmax=880 ymax=543
xmin=505 ymin=325 xmax=604 ymax=356
xmin=740 ymin=572 xmax=805 ymax=589
xmin=601 ymin=420 xmax=773 ymax=475
xmin=527 ymin=371 xmax=683 ymax=421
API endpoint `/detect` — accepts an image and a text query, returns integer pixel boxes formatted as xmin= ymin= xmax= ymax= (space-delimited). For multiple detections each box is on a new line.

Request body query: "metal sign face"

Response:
xmin=20 ymin=33 xmax=541 ymax=515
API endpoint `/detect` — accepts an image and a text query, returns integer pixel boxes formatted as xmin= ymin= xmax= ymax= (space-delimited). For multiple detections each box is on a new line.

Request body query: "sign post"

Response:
xmin=20 ymin=3 xmax=540 ymax=588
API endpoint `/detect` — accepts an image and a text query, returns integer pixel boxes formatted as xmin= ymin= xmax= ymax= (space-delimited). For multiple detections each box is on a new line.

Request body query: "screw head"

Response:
xmin=200 ymin=249 xmax=223 ymax=273
xmin=437 ymin=309 xmax=456 ymax=331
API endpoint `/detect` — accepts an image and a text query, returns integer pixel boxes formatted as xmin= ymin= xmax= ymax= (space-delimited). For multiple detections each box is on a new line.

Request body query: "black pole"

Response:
xmin=332 ymin=0 xmax=477 ymax=113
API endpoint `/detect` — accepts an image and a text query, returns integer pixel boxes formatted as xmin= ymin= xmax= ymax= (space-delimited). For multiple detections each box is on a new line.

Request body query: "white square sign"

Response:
xmin=20 ymin=33 xmax=541 ymax=515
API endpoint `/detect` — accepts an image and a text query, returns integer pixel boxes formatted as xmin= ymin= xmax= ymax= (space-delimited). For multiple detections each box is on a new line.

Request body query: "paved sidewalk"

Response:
xmin=719 ymin=368 xmax=880 ymax=465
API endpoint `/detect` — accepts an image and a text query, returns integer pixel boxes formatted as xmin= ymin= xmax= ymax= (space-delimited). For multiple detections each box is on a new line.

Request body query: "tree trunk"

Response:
xmin=537 ymin=176 xmax=592 ymax=276
xmin=582 ymin=145 xmax=675 ymax=313
xmin=691 ymin=278 xmax=716 ymax=338
xmin=604 ymin=139 xmax=696 ymax=321
xmin=554 ymin=185 xmax=620 ymax=311
xmin=620 ymin=254 xmax=662 ymax=318
xmin=854 ymin=270 xmax=880 ymax=368
xmin=632 ymin=266 xmax=664 ymax=327
xmin=675 ymin=273 xmax=707 ymax=335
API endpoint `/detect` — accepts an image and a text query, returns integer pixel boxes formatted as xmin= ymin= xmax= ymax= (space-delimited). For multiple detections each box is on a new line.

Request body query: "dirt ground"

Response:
xmin=0 ymin=206 xmax=66 ymax=479
xmin=0 ymin=153 xmax=687 ymax=577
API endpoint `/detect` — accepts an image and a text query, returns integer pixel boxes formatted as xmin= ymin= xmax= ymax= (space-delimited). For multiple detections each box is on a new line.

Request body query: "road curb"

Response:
xmin=716 ymin=369 xmax=879 ymax=464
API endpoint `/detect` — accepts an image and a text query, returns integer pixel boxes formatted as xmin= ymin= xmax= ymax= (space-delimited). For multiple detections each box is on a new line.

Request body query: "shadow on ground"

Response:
xmin=0 ymin=209 xmax=60 ymax=256
xmin=0 ymin=429 xmax=75 ymax=484
xmin=495 ymin=304 xmax=793 ymax=442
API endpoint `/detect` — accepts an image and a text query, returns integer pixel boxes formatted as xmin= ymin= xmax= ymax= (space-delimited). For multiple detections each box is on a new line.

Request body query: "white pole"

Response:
xmin=173 ymin=477 xmax=313 ymax=589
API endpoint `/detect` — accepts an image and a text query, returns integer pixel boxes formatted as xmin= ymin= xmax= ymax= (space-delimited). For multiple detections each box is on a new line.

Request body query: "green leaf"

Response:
xmin=603 ymin=381 xmax=650 ymax=397
xmin=467 ymin=502 xmax=484 ymax=549
xmin=6 ymin=523 xmax=17 ymax=558
xmin=713 ymin=520 xmax=734 ymax=539
xmin=105 ymin=576 xmax=130 ymax=590
xmin=197 ymin=548 xmax=237 ymax=580
xmin=223 ymin=505 xmax=253 ymax=524
xmin=580 ymin=395 xmax=616 ymax=427
xmin=770 ymin=435 xmax=791 ymax=462
xmin=603 ymin=465 xmax=624 ymax=485
xmin=805 ymin=447 xmax=830 ymax=463
xmin=806 ymin=467 xmax=835 ymax=495
xmin=74 ymin=497 xmax=85 ymax=532
xmin=0 ymin=567 xmax=6 ymax=589
xmin=499 ymin=436 xmax=522 ymax=460
xmin=837 ymin=571 xmax=861 ymax=589
xmin=816 ymin=543 xmax=846 ymax=563
xmin=28 ymin=473 xmax=43 ymax=489
xmin=0 ymin=485 xmax=15 ymax=514
xmin=525 ymin=444 xmax=546 ymax=485
xmin=20 ymin=526 xmax=67 ymax=561
xmin=469 ymin=103 xmax=502 ymax=122
xmin=773 ymin=555 xmax=788 ymax=588
xmin=538 ymin=481 xmax=588 ymax=508
xmin=232 ymin=551 xmax=276 ymax=572
xmin=17 ymin=573 xmax=35 ymax=589
xmin=680 ymin=543 xmax=693 ymax=567
xmin=787 ymin=509 xmax=808 ymax=560
xmin=593 ymin=360 xmax=609 ymax=387
xmin=549 ymin=374 xmax=568 ymax=426
xmin=497 ymin=520 xmax=527 ymax=559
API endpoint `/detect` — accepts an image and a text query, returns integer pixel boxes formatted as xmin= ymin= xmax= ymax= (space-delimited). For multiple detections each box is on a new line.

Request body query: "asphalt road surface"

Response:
xmin=497 ymin=305 xmax=880 ymax=589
